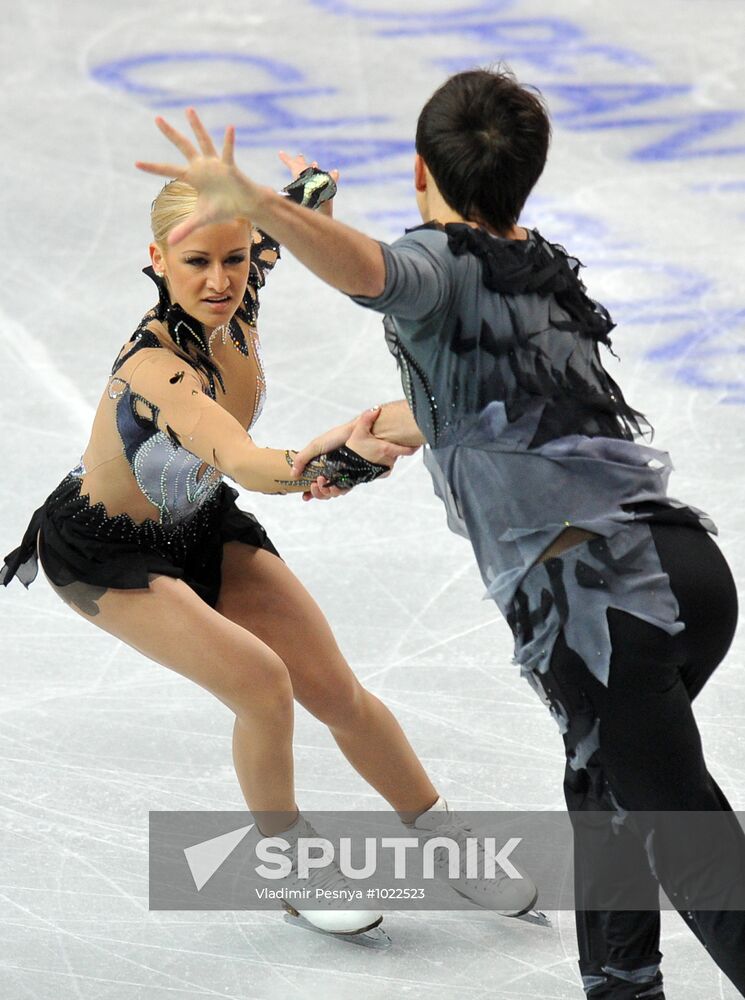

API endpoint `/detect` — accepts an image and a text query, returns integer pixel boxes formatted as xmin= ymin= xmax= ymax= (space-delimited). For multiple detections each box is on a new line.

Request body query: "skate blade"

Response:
xmin=282 ymin=911 xmax=392 ymax=950
xmin=509 ymin=908 xmax=551 ymax=927
xmin=503 ymin=888 xmax=552 ymax=926
xmin=450 ymin=883 xmax=549 ymax=926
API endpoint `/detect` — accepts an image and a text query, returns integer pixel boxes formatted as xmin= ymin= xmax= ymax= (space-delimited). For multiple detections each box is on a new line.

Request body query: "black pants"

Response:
xmin=543 ymin=524 xmax=743 ymax=998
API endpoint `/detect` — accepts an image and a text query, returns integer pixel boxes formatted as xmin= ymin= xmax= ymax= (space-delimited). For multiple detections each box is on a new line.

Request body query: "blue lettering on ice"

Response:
xmin=90 ymin=51 xmax=388 ymax=135
xmin=233 ymin=135 xmax=413 ymax=169
xmin=573 ymin=256 xmax=744 ymax=400
xmin=337 ymin=171 xmax=414 ymax=187
xmin=90 ymin=51 xmax=305 ymax=96
xmin=642 ymin=311 xmax=745 ymax=401
xmin=572 ymin=45 xmax=649 ymax=68
xmin=690 ymin=180 xmax=745 ymax=193
xmin=434 ymin=45 xmax=649 ymax=75
xmin=645 ymin=330 xmax=717 ymax=362
xmin=562 ymin=111 xmax=745 ymax=161
xmin=600 ymin=263 xmax=712 ymax=317
xmin=308 ymin=4 xmax=646 ymax=73
xmin=631 ymin=111 xmax=745 ymax=161
xmin=542 ymin=83 xmax=745 ymax=161
xmin=307 ymin=1 xmax=514 ymax=20
xmin=155 ymin=90 xmax=386 ymax=132
xmin=376 ymin=15 xmax=582 ymax=43
xmin=548 ymin=84 xmax=689 ymax=118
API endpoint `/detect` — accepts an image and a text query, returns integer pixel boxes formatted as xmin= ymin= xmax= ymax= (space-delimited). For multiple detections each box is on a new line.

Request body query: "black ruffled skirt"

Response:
xmin=0 ymin=474 xmax=279 ymax=608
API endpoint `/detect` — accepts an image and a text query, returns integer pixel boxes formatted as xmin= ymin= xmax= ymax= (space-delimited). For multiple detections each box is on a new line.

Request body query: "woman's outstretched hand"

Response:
xmin=135 ymin=108 xmax=261 ymax=243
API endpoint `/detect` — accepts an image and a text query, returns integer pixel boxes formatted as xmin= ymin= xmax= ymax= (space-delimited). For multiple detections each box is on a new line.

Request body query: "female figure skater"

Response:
xmin=0 ymin=153 xmax=538 ymax=943
xmin=138 ymin=73 xmax=744 ymax=998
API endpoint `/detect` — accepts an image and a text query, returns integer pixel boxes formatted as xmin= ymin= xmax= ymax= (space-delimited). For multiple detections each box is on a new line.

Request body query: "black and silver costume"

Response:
xmin=0 ymin=169 xmax=373 ymax=609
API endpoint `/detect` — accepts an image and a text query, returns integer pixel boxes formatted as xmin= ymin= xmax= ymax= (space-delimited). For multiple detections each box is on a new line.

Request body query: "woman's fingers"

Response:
xmin=301 ymin=476 xmax=351 ymax=502
xmin=135 ymin=159 xmax=187 ymax=179
xmin=168 ymin=213 xmax=211 ymax=245
xmin=142 ymin=113 xmax=239 ymax=181
xmin=280 ymin=151 xmax=307 ymax=168
xmin=309 ymin=478 xmax=348 ymax=501
xmin=221 ymin=124 xmax=236 ymax=166
xmin=186 ymin=108 xmax=219 ymax=158
xmin=291 ymin=439 xmax=321 ymax=476
xmin=168 ymin=219 xmax=198 ymax=245
xmin=278 ymin=150 xmax=310 ymax=180
xmin=155 ymin=116 xmax=199 ymax=160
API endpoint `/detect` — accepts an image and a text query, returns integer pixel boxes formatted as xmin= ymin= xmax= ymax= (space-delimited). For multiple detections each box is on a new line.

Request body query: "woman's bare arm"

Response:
xmin=129 ymin=354 xmax=415 ymax=495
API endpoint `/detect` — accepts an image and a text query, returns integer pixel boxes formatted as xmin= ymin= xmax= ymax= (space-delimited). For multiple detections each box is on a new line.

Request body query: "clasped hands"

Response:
xmin=292 ymin=407 xmax=419 ymax=501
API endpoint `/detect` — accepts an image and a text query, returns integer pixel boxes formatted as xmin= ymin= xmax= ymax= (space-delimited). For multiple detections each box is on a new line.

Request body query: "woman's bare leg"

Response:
xmin=216 ymin=543 xmax=438 ymax=819
xmin=43 ymin=569 xmax=296 ymax=823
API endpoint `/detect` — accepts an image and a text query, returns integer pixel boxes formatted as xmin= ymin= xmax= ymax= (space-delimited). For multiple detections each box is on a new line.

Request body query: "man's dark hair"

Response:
xmin=415 ymin=68 xmax=551 ymax=235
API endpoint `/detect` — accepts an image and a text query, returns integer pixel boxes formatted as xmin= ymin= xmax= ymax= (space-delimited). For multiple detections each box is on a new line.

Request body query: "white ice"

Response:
xmin=1 ymin=0 xmax=744 ymax=997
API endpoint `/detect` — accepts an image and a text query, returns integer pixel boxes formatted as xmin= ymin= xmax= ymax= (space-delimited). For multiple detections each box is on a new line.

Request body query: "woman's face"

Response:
xmin=150 ymin=219 xmax=251 ymax=329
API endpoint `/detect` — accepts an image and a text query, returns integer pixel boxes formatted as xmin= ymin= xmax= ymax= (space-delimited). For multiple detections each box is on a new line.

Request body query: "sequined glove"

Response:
xmin=319 ymin=445 xmax=390 ymax=489
xmin=282 ymin=166 xmax=337 ymax=210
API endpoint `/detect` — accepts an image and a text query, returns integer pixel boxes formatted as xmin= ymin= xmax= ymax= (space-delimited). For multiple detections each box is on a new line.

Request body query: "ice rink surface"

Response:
xmin=1 ymin=0 xmax=744 ymax=996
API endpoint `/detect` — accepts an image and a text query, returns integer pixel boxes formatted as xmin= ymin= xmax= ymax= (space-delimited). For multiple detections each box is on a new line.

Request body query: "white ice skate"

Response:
xmin=274 ymin=815 xmax=391 ymax=949
xmin=412 ymin=798 xmax=550 ymax=927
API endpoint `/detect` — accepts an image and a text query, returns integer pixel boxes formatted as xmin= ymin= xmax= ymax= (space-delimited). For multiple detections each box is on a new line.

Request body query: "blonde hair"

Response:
xmin=148 ymin=180 xmax=225 ymax=392
xmin=150 ymin=179 xmax=199 ymax=249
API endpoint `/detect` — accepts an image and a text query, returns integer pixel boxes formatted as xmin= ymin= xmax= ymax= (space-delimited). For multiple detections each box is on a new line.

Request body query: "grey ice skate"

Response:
xmin=412 ymin=798 xmax=550 ymax=927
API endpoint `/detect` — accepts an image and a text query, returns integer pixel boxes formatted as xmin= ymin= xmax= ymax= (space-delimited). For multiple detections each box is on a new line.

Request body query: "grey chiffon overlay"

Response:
xmin=352 ymin=224 xmax=715 ymax=699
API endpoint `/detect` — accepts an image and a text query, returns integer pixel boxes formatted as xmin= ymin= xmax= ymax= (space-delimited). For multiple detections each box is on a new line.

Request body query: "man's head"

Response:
xmin=414 ymin=68 xmax=551 ymax=235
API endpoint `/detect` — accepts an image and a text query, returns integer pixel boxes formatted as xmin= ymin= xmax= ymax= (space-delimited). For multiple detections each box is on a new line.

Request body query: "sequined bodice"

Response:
xmin=105 ymin=342 xmax=225 ymax=527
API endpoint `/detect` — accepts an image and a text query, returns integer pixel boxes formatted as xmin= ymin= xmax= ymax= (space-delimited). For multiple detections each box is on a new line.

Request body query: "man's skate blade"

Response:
xmin=509 ymin=908 xmax=551 ymax=927
xmin=282 ymin=912 xmax=392 ymax=949
xmin=449 ymin=883 xmax=551 ymax=926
